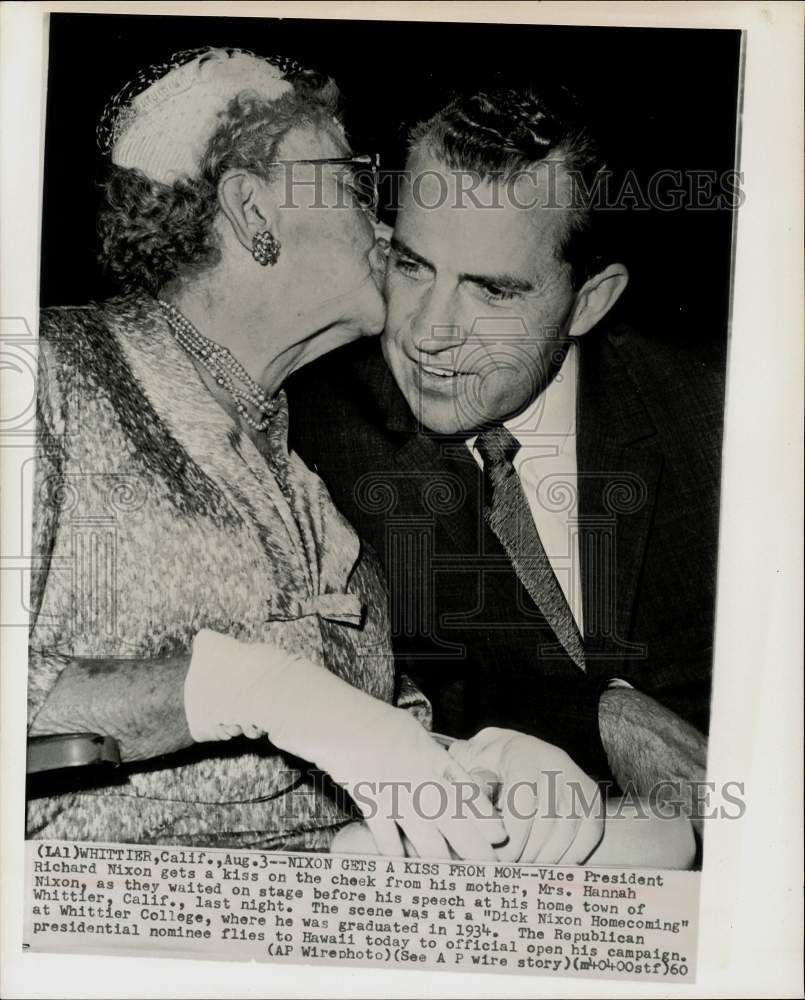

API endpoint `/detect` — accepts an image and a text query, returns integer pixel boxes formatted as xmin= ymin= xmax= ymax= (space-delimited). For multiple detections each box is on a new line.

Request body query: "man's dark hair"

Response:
xmin=408 ymin=87 xmax=611 ymax=288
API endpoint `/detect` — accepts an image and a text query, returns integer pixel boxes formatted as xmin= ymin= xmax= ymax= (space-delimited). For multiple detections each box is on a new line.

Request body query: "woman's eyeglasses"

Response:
xmin=263 ymin=153 xmax=380 ymax=217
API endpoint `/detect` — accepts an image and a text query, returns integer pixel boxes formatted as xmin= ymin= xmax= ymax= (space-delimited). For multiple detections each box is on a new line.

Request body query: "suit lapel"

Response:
xmin=394 ymin=428 xmax=589 ymax=669
xmin=391 ymin=432 xmax=487 ymax=556
xmin=577 ymin=329 xmax=663 ymax=668
xmin=358 ymin=345 xmax=485 ymax=556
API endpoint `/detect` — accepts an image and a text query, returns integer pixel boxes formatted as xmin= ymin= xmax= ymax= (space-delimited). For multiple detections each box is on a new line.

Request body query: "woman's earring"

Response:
xmin=252 ymin=230 xmax=281 ymax=266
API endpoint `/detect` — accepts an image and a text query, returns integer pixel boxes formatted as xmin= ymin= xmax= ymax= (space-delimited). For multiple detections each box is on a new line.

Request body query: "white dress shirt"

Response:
xmin=467 ymin=344 xmax=584 ymax=634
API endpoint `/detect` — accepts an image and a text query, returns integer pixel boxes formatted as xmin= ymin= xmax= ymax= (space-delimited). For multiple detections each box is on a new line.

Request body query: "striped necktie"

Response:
xmin=476 ymin=424 xmax=585 ymax=670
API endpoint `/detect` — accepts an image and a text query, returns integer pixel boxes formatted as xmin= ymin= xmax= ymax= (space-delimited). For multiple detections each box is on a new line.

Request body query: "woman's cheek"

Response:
xmin=369 ymin=240 xmax=389 ymax=291
xmin=354 ymin=273 xmax=386 ymax=335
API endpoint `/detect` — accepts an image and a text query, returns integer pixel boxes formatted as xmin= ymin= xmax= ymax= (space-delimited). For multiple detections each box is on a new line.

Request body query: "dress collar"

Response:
xmin=101 ymin=293 xmax=361 ymax=624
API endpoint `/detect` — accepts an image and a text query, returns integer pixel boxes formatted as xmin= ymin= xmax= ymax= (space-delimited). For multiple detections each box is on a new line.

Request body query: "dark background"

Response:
xmin=40 ymin=13 xmax=741 ymax=343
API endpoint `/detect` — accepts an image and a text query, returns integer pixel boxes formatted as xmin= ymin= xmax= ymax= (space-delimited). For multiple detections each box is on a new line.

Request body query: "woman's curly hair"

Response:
xmin=98 ymin=68 xmax=340 ymax=294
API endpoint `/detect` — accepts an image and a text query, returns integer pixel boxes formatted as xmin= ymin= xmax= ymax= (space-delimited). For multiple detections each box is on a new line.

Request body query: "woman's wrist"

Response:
xmin=30 ymin=653 xmax=194 ymax=762
xmin=184 ymin=629 xmax=398 ymax=757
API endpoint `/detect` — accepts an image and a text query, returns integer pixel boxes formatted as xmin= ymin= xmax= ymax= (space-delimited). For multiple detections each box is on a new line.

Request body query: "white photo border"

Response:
xmin=1 ymin=3 xmax=802 ymax=997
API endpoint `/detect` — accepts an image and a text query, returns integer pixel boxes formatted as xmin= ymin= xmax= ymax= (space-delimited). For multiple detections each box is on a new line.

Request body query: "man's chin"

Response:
xmin=383 ymin=343 xmax=479 ymax=436
xmin=409 ymin=401 xmax=476 ymax=437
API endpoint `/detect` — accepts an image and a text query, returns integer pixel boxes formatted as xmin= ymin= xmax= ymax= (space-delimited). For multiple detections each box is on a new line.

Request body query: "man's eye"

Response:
xmin=391 ymin=254 xmax=427 ymax=278
xmin=480 ymin=284 xmax=519 ymax=304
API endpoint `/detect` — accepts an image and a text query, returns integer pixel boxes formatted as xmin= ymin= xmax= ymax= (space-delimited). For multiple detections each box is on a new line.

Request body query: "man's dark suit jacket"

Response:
xmin=287 ymin=322 xmax=725 ymax=781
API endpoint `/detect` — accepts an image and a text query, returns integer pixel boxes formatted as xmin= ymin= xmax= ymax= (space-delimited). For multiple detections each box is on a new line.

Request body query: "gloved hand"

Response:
xmin=448 ymin=728 xmax=605 ymax=864
xmin=185 ymin=630 xmax=506 ymax=859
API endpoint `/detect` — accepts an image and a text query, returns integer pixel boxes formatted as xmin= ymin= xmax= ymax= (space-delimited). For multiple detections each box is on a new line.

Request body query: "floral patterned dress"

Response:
xmin=27 ymin=293 xmax=427 ymax=851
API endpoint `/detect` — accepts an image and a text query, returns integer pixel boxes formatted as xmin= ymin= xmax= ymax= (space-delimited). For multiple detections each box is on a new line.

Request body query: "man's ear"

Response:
xmin=217 ymin=170 xmax=274 ymax=254
xmin=567 ymin=263 xmax=629 ymax=339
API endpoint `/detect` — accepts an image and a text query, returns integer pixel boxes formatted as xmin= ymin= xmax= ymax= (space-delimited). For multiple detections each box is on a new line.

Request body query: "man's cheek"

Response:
xmin=382 ymin=338 xmax=413 ymax=399
xmin=385 ymin=269 xmax=424 ymax=306
xmin=383 ymin=269 xmax=402 ymax=302
xmin=385 ymin=287 xmax=421 ymax=347
xmin=383 ymin=336 xmax=406 ymax=376
xmin=382 ymin=301 xmax=407 ymax=351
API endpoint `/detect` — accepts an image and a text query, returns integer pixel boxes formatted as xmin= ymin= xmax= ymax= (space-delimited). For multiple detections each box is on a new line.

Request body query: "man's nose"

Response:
xmin=410 ymin=287 xmax=465 ymax=354
xmin=416 ymin=323 xmax=466 ymax=356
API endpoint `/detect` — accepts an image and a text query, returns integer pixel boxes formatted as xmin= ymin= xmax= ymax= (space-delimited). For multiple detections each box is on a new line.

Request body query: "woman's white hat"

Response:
xmin=106 ymin=48 xmax=294 ymax=185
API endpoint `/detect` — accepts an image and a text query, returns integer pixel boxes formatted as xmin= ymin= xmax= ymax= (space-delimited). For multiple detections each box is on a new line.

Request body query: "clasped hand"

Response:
xmin=184 ymin=630 xmax=506 ymax=860
xmin=332 ymin=727 xmax=604 ymax=864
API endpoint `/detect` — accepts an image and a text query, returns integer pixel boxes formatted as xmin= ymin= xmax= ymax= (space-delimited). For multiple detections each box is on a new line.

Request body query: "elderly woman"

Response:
xmin=26 ymin=47 xmax=506 ymax=858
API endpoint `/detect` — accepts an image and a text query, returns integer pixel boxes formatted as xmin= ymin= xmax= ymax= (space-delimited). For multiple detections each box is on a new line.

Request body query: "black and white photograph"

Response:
xmin=1 ymin=2 xmax=802 ymax=996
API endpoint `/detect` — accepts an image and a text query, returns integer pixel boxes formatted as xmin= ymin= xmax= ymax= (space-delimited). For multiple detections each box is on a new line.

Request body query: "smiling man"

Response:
xmin=382 ymin=141 xmax=626 ymax=441
xmin=288 ymin=87 xmax=725 ymax=806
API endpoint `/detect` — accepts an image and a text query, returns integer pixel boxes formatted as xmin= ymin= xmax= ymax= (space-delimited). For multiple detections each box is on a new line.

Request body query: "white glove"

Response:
xmin=185 ymin=630 xmax=506 ymax=859
xmin=448 ymin=728 xmax=605 ymax=865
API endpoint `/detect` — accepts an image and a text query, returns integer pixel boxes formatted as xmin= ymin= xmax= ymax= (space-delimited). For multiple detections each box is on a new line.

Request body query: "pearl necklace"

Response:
xmin=158 ymin=299 xmax=280 ymax=432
